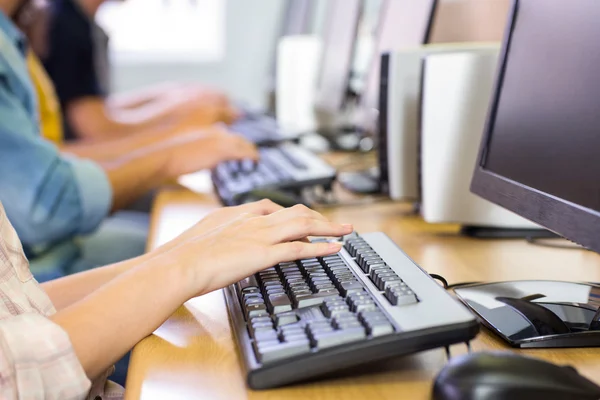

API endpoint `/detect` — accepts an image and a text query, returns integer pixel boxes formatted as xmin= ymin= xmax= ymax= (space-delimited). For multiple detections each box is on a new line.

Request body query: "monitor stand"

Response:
xmin=338 ymin=166 xmax=380 ymax=194
xmin=460 ymin=225 xmax=559 ymax=239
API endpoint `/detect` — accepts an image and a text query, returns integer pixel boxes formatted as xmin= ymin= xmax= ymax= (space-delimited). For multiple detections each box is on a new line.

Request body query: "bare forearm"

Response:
xmin=50 ymin=255 xmax=191 ymax=380
xmin=101 ymin=146 xmax=171 ymax=212
xmin=60 ymin=127 xmax=176 ymax=162
xmin=107 ymin=83 xmax=182 ymax=110
xmin=41 ymin=254 xmax=152 ymax=310
xmin=111 ymin=97 xmax=185 ymax=129
xmin=67 ymin=97 xmax=173 ymax=140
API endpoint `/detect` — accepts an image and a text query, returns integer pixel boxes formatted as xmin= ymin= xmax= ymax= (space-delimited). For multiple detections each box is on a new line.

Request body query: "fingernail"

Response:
xmin=328 ymin=242 xmax=342 ymax=251
xmin=342 ymin=224 xmax=353 ymax=230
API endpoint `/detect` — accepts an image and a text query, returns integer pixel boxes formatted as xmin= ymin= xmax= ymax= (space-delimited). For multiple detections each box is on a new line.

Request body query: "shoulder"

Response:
xmin=48 ymin=0 xmax=92 ymax=49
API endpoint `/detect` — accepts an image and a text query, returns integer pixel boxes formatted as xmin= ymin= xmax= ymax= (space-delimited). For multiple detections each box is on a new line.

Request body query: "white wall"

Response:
xmin=111 ymin=0 xmax=286 ymax=109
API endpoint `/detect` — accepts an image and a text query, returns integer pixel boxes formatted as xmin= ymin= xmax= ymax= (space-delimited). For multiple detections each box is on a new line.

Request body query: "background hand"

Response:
xmin=164 ymin=125 xmax=258 ymax=178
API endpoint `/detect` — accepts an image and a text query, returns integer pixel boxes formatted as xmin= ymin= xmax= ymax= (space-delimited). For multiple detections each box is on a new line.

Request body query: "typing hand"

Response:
xmin=164 ymin=125 xmax=259 ymax=177
xmin=156 ymin=200 xmax=284 ymax=255
xmin=165 ymin=204 xmax=353 ymax=298
xmin=169 ymin=86 xmax=238 ymax=126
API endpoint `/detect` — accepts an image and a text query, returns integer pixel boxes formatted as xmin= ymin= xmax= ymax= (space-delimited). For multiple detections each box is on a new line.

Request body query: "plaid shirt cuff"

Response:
xmin=0 ymin=312 xmax=91 ymax=399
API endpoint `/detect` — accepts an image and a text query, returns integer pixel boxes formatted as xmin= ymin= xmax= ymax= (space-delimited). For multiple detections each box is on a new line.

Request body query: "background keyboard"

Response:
xmin=212 ymin=142 xmax=336 ymax=206
xmin=232 ymin=105 xmax=303 ymax=145
xmin=224 ymin=232 xmax=479 ymax=389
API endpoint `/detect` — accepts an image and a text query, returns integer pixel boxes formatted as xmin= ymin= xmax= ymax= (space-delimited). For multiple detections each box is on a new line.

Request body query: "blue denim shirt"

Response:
xmin=0 ymin=12 xmax=112 ymax=267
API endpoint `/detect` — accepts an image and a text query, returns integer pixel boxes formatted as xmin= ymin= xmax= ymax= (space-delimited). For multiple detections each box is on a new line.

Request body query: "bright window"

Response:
xmin=96 ymin=0 xmax=226 ymax=63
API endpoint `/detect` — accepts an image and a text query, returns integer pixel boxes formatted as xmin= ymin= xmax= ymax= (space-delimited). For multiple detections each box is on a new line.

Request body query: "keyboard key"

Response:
xmin=268 ymin=294 xmax=293 ymax=314
xmin=256 ymin=340 xmax=311 ymax=364
xmin=277 ymin=146 xmax=308 ymax=170
xmin=386 ymin=285 xmax=418 ymax=306
xmin=367 ymin=322 xmax=394 ymax=337
xmin=310 ymin=327 xmax=366 ymax=349
xmin=245 ymin=303 xmax=268 ymax=319
xmin=293 ymin=291 xmax=340 ymax=309
xmin=254 ymin=329 xmax=279 ymax=341
xmin=338 ymin=280 xmax=364 ymax=296
xmin=274 ymin=311 xmax=298 ymax=327
xmin=237 ymin=275 xmax=259 ymax=292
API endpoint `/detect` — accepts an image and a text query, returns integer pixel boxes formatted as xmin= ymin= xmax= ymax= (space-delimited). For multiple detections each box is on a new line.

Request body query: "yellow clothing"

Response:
xmin=27 ymin=51 xmax=63 ymax=144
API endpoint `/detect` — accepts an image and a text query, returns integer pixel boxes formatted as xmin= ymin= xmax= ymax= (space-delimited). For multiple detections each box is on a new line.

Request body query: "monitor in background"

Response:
xmin=348 ymin=0 xmax=386 ymax=97
xmin=356 ymin=0 xmax=511 ymax=195
xmin=280 ymin=0 xmax=315 ymax=36
xmin=428 ymin=0 xmax=511 ymax=44
xmin=314 ymin=0 xmax=362 ymax=116
xmin=358 ymin=0 xmax=438 ymax=128
xmin=267 ymin=0 xmax=316 ymax=112
xmin=471 ymin=0 xmax=600 ymax=252
xmin=338 ymin=0 xmax=438 ymax=194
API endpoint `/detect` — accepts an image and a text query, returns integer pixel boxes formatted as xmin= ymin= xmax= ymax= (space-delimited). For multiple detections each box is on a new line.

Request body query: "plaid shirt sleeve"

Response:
xmin=0 ymin=313 xmax=91 ymax=399
xmin=0 ymin=202 xmax=123 ymax=399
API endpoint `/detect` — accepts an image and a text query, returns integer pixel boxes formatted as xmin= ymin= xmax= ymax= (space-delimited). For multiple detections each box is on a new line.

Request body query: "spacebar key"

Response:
xmin=258 ymin=340 xmax=311 ymax=364
xmin=294 ymin=291 xmax=339 ymax=309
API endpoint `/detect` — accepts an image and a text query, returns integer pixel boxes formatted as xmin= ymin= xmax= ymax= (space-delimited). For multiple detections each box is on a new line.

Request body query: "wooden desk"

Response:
xmin=126 ymin=187 xmax=600 ymax=400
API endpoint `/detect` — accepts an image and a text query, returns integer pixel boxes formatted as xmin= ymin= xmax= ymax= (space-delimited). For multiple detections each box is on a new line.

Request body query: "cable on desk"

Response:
xmin=429 ymin=273 xmax=483 ymax=291
xmin=304 ymin=185 xmax=391 ymax=209
xmin=447 ymin=282 xmax=484 ymax=290
xmin=430 ymin=274 xmax=449 ymax=289
xmin=525 ymin=236 xmax=591 ymax=251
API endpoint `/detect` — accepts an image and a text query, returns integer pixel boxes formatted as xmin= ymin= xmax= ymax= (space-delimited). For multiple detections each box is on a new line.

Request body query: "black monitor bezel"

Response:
xmin=470 ymin=0 xmax=600 ymax=252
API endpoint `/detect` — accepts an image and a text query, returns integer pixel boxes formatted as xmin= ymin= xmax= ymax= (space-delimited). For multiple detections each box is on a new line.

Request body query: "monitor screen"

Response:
xmin=281 ymin=0 xmax=315 ymax=36
xmin=268 ymin=0 xmax=315 ymax=93
xmin=428 ymin=0 xmax=511 ymax=44
xmin=359 ymin=0 xmax=437 ymax=117
xmin=471 ymin=0 xmax=600 ymax=251
xmin=314 ymin=0 xmax=362 ymax=114
xmin=348 ymin=0 xmax=386 ymax=96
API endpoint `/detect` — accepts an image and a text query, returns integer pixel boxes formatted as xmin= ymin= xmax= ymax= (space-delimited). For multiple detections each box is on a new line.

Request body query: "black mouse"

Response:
xmin=432 ymin=352 xmax=600 ymax=400
xmin=238 ymin=189 xmax=309 ymax=208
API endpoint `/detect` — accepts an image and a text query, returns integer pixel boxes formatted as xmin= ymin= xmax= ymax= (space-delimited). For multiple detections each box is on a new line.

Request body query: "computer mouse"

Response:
xmin=432 ymin=352 xmax=600 ymax=400
xmin=239 ymin=189 xmax=309 ymax=208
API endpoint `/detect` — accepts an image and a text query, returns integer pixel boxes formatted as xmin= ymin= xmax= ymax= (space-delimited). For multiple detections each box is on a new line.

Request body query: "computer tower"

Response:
xmin=378 ymin=43 xmax=500 ymax=201
xmin=420 ymin=49 xmax=539 ymax=229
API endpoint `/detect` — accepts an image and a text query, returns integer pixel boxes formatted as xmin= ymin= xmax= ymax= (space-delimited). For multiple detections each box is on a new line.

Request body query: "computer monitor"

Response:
xmin=427 ymin=0 xmax=511 ymax=44
xmin=347 ymin=0 xmax=387 ymax=97
xmin=357 ymin=0 xmax=438 ymax=130
xmin=314 ymin=0 xmax=362 ymax=114
xmin=471 ymin=0 xmax=600 ymax=252
xmin=280 ymin=0 xmax=315 ymax=36
xmin=267 ymin=0 xmax=316 ymax=110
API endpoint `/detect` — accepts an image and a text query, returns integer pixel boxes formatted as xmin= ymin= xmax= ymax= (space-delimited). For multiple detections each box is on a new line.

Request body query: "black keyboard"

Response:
xmin=224 ymin=232 xmax=479 ymax=389
xmin=232 ymin=113 xmax=300 ymax=146
xmin=212 ymin=142 xmax=336 ymax=206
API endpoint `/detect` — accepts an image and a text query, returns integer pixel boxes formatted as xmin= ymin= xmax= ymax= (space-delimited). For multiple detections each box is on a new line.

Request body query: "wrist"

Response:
xmin=143 ymin=251 xmax=199 ymax=302
xmin=166 ymin=242 xmax=213 ymax=299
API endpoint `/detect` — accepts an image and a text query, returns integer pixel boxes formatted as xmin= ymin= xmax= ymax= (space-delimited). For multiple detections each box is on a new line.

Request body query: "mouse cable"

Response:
xmin=307 ymin=186 xmax=391 ymax=209
xmin=429 ymin=273 xmax=483 ymax=291
xmin=525 ymin=236 xmax=591 ymax=251
xmin=429 ymin=274 xmax=449 ymax=289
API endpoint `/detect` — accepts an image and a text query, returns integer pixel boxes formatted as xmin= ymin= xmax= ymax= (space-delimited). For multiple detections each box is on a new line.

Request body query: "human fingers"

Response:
xmin=267 ymin=241 xmax=343 ymax=266
xmin=264 ymin=218 xmax=353 ymax=243
xmin=224 ymin=136 xmax=259 ymax=161
xmin=235 ymin=199 xmax=284 ymax=216
xmin=265 ymin=204 xmax=329 ymax=225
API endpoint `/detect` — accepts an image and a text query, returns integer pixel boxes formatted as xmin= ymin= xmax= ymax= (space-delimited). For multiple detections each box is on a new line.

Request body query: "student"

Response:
xmin=0 ymin=199 xmax=352 ymax=398
xmin=0 ymin=2 xmax=259 ymax=283
xmin=18 ymin=0 xmax=233 ymax=152
xmin=42 ymin=0 xmax=238 ymax=142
